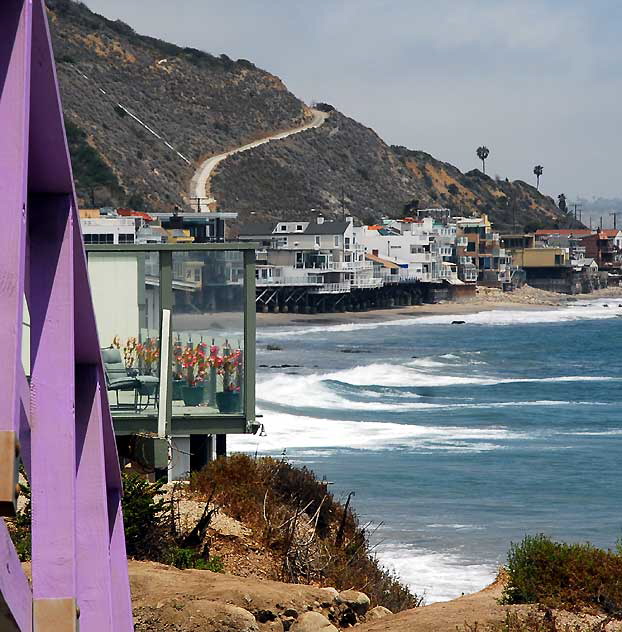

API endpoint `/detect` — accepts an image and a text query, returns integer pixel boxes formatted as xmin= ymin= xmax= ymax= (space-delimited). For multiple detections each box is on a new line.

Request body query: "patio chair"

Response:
xmin=102 ymin=347 xmax=139 ymax=408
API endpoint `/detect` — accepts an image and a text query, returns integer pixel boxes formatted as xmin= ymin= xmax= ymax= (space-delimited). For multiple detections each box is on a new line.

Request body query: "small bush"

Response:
xmin=501 ymin=534 xmax=622 ymax=615
xmin=7 ymin=473 xmax=31 ymax=562
xmin=121 ymin=473 xmax=171 ymax=559
xmin=166 ymin=547 xmax=224 ymax=572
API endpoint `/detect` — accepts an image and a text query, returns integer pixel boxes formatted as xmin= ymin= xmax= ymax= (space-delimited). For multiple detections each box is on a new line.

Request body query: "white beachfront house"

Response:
xmin=353 ymin=217 xmax=460 ymax=284
xmin=238 ymin=217 xmax=380 ymax=293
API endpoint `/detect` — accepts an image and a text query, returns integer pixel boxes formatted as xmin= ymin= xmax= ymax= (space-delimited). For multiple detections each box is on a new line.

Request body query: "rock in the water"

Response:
xmin=336 ymin=590 xmax=371 ymax=615
xmin=290 ymin=611 xmax=338 ymax=631
xmin=367 ymin=605 xmax=393 ymax=620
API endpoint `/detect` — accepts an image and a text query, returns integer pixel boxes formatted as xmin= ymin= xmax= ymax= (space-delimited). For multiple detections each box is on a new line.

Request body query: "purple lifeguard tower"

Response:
xmin=0 ymin=0 xmax=133 ymax=629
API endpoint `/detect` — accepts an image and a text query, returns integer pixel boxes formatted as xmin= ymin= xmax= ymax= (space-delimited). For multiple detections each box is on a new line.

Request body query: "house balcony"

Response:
xmin=352 ymin=278 xmax=384 ymax=289
xmin=85 ymin=243 xmax=259 ymax=465
xmin=333 ymin=260 xmax=373 ymax=271
xmin=256 ymin=275 xmax=323 ymax=287
xmin=456 ymin=237 xmax=469 ymax=247
xmin=309 ymin=282 xmax=351 ymax=294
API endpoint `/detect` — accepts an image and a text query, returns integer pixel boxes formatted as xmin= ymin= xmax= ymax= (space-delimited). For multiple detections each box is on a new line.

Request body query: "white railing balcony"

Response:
xmin=456 ymin=237 xmax=469 ymax=247
xmin=256 ymin=275 xmax=324 ymax=287
xmin=333 ymin=260 xmax=373 ymax=271
xmin=310 ymin=282 xmax=351 ymax=294
xmin=352 ymin=278 xmax=384 ymax=289
xmin=409 ymin=252 xmax=432 ymax=262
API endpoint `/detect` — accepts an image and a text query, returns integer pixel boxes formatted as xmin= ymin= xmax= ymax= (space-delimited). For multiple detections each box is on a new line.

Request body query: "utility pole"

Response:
xmin=609 ymin=211 xmax=622 ymax=230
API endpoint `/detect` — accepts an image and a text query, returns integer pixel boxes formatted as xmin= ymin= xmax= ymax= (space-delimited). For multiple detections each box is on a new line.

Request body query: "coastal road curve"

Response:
xmin=189 ymin=108 xmax=328 ymax=211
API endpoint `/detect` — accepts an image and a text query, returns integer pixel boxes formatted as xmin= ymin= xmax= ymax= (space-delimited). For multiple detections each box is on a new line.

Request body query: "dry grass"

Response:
xmin=190 ymin=454 xmax=421 ymax=613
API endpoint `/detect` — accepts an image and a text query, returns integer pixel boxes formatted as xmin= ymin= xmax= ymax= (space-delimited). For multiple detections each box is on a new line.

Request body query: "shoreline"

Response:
xmin=256 ymin=286 xmax=622 ymax=329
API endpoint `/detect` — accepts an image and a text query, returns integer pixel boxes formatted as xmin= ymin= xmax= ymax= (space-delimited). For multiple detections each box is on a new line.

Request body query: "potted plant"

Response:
xmin=181 ymin=343 xmax=206 ymax=406
xmin=216 ymin=344 xmax=242 ymax=413
xmin=136 ymin=337 xmax=159 ymax=376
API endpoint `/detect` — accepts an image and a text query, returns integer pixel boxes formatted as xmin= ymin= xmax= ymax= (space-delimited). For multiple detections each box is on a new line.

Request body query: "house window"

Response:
xmin=334 ymin=235 xmax=340 ymax=247
xmin=345 ymin=237 xmax=350 ymax=249
xmin=280 ymin=225 xmax=287 ymax=231
xmin=296 ymin=224 xmax=303 ymax=231
xmin=118 ymin=234 xmax=134 ymax=244
xmin=467 ymin=241 xmax=476 ymax=252
xmin=315 ymin=236 xmax=321 ymax=247
xmin=555 ymin=254 xmax=563 ymax=265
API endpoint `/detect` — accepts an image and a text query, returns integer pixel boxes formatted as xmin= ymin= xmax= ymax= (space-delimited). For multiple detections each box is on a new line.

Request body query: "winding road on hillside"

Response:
xmin=189 ymin=108 xmax=328 ymax=211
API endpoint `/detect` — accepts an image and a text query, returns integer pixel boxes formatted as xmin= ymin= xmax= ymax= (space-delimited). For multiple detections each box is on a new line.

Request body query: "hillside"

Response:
xmin=48 ymin=0 xmax=580 ymax=230
xmin=212 ymin=110 xmax=577 ymax=231
xmin=47 ymin=0 xmax=308 ymax=211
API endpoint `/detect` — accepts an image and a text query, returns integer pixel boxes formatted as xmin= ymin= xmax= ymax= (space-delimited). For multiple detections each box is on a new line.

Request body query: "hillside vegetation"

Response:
xmin=47 ymin=0 xmax=307 ymax=210
xmin=49 ymin=0 xmax=579 ymax=231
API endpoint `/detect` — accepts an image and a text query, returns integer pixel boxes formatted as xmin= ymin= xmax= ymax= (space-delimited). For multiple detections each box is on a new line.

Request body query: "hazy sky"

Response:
xmin=82 ymin=0 xmax=622 ymax=201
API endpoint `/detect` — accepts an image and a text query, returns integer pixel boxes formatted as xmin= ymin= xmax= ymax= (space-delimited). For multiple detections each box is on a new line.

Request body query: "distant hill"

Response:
xmin=48 ymin=0 xmax=581 ymax=231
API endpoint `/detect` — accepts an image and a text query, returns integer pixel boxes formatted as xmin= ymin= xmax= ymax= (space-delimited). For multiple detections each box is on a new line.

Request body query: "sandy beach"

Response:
xmin=256 ymin=285 xmax=622 ymax=329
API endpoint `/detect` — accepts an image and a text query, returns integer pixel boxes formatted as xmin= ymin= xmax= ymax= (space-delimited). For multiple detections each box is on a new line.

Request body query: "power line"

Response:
xmin=70 ymin=66 xmax=191 ymax=165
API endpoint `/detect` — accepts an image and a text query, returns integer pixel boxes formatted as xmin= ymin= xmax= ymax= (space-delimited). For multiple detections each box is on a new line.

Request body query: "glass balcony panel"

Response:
xmin=88 ymin=252 xmax=161 ymax=415
xmin=171 ymin=251 xmax=245 ymax=417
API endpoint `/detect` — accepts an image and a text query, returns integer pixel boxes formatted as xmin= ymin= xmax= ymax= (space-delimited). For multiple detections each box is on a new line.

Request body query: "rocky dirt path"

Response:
xmin=355 ymin=578 xmax=508 ymax=632
xmin=189 ymin=108 xmax=328 ymax=211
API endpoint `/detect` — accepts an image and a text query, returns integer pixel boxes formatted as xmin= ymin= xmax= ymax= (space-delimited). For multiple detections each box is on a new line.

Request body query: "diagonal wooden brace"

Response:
xmin=0 ymin=431 xmax=19 ymax=517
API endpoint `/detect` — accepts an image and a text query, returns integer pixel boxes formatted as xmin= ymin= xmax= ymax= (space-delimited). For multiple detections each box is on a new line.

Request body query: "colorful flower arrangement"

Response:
xmin=180 ymin=342 xmax=208 ymax=387
xmin=112 ymin=336 xmax=138 ymax=369
xmin=136 ymin=337 xmax=160 ymax=375
xmin=220 ymin=346 xmax=242 ymax=393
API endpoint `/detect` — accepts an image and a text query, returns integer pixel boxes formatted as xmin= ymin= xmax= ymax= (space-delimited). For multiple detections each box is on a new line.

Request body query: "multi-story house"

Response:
xmin=581 ymin=229 xmax=622 ymax=271
xmin=353 ymin=217 xmax=459 ymax=284
xmin=455 ymin=214 xmax=512 ymax=284
xmin=238 ymin=217 xmax=377 ymax=295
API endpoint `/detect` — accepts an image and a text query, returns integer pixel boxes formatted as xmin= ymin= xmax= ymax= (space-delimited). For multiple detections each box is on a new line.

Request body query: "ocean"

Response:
xmin=230 ymin=299 xmax=622 ymax=603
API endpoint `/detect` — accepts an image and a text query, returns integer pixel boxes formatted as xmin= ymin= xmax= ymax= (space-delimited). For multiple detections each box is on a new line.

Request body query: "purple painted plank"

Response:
xmin=108 ymin=489 xmax=134 ymax=630
xmin=0 ymin=0 xmax=30 ymax=439
xmin=29 ymin=193 xmax=76 ymax=600
xmin=75 ymin=365 xmax=113 ymax=630
xmin=0 ymin=520 xmax=32 ymax=632
xmin=28 ymin=0 xmax=74 ymax=194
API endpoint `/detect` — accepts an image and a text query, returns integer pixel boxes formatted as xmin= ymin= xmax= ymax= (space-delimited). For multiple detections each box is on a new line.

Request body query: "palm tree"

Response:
xmin=533 ymin=165 xmax=543 ymax=190
xmin=476 ymin=146 xmax=490 ymax=174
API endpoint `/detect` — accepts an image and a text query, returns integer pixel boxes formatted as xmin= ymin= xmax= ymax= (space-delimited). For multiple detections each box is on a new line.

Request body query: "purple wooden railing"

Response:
xmin=0 ymin=0 xmax=133 ymax=629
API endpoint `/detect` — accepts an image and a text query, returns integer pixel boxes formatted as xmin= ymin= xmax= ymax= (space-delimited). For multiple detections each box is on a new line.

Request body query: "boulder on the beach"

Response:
xmin=367 ymin=605 xmax=393 ymax=620
xmin=336 ymin=590 xmax=370 ymax=614
xmin=290 ymin=611 xmax=338 ymax=631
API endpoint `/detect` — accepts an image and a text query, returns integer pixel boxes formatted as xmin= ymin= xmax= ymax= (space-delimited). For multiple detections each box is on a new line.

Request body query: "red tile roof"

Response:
xmin=535 ymin=229 xmax=593 ymax=236
xmin=117 ymin=208 xmax=154 ymax=222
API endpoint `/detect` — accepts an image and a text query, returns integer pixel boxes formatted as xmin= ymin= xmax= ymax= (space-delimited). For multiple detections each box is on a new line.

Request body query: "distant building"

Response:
xmin=455 ymin=214 xmax=513 ymax=285
xmin=239 ymin=217 xmax=378 ymax=298
xmin=353 ymin=216 xmax=460 ymax=285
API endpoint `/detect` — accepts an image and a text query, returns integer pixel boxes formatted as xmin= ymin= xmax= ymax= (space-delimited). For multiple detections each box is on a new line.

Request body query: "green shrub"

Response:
xmin=165 ymin=547 xmax=224 ymax=572
xmin=121 ymin=473 xmax=171 ymax=559
xmin=7 ymin=474 xmax=31 ymax=562
xmin=501 ymin=534 xmax=622 ymax=614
